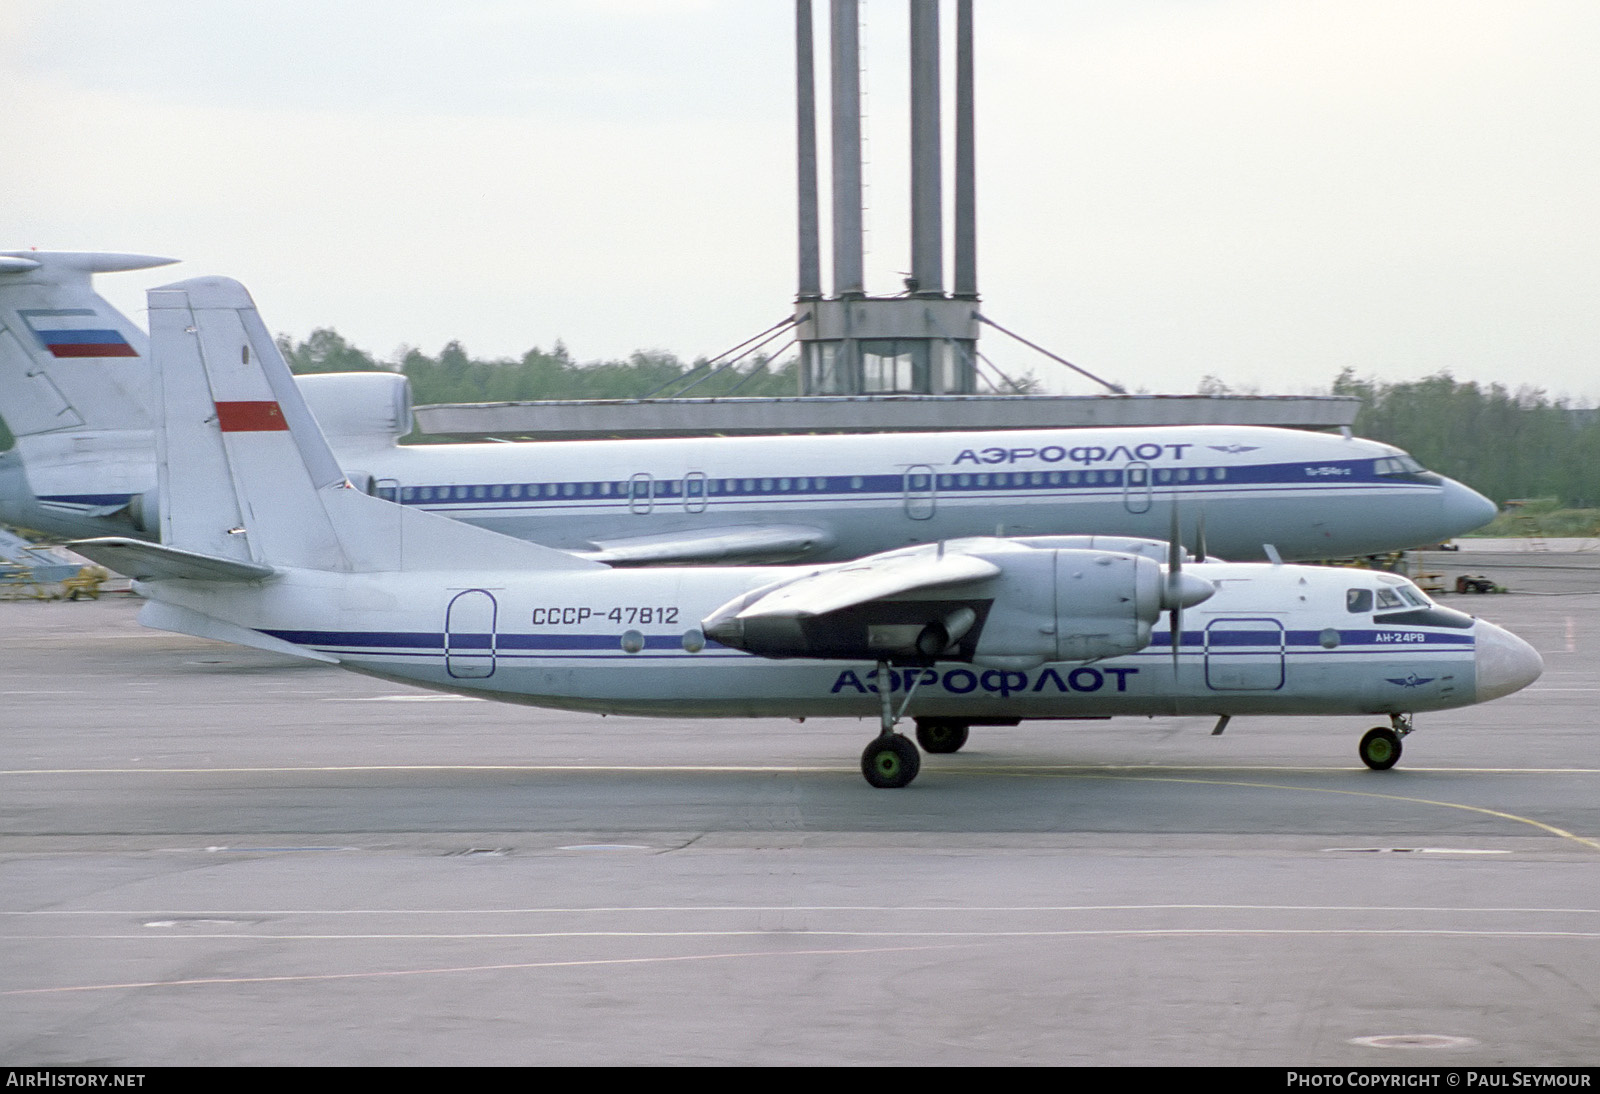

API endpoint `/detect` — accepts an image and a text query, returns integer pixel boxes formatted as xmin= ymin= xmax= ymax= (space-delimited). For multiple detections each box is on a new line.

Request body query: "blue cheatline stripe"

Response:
xmin=263 ymin=629 xmax=443 ymax=649
xmin=388 ymin=461 xmax=1438 ymax=513
xmin=38 ymin=493 xmax=136 ymax=507
xmin=261 ymin=627 xmax=1469 ymax=659
xmin=1146 ymin=630 xmax=1473 ymax=649
xmin=259 ymin=629 xmax=710 ymax=652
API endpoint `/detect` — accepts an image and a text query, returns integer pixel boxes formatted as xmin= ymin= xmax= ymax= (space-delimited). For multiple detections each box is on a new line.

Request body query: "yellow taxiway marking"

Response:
xmin=11 ymin=925 xmax=1600 ymax=997
xmin=2 ymin=763 xmax=1595 ymax=852
xmin=1001 ymin=770 xmax=1600 ymax=853
xmin=0 ymin=944 xmax=951 ymax=996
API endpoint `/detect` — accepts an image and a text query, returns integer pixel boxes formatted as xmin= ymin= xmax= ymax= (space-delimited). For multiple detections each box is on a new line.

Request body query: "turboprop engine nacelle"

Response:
xmin=704 ymin=547 xmax=1215 ymax=670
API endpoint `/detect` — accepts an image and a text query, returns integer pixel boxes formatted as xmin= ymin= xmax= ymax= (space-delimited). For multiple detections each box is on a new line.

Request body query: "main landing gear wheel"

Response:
xmin=915 ymin=719 xmax=969 ymax=754
xmin=862 ymin=733 xmax=921 ymax=789
xmin=1359 ymin=726 xmax=1402 ymax=771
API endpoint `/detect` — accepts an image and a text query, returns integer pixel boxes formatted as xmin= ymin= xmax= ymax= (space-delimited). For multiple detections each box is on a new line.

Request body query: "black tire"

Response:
xmin=861 ymin=734 xmax=921 ymax=788
xmin=915 ymin=719 xmax=970 ymax=754
xmin=1359 ymin=726 xmax=1402 ymax=771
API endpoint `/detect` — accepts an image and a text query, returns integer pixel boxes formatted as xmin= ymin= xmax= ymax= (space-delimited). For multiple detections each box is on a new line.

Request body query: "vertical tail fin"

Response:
xmin=0 ymin=251 xmax=175 ymax=439
xmin=148 ymin=277 xmax=349 ymax=568
xmin=148 ymin=276 xmax=599 ymax=574
xmin=0 ymin=252 xmax=176 ymax=537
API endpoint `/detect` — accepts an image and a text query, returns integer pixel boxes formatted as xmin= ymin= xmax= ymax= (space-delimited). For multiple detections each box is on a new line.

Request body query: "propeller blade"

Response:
xmin=1168 ymin=503 xmax=1182 ymax=575
xmin=1168 ymin=501 xmax=1182 ymax=673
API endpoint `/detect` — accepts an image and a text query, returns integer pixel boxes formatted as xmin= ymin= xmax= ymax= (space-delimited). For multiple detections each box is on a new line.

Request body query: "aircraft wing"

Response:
xmin=68 ymin=537 xmax=276 ymax=582
xmin=579 ymin=524 xmax=837 ymax=566
xmin=735 ymin=550 xmax=1000 ymax=620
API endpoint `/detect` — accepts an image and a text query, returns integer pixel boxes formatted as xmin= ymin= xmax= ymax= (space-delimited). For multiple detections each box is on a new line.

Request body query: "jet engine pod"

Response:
xmin=127 ymin=488 xmax=159 ymax=536
xmin=296 ymin=371 xmax=414 ymax=445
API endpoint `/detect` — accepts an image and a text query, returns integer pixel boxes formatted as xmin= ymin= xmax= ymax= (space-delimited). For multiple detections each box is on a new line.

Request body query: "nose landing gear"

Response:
xmin=1359 ymin=713 xmax=1413 ymax=770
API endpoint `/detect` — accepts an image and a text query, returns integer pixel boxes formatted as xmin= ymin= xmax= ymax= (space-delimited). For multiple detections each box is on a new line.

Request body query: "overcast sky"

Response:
xmin=4 ymin=1 xmax=1598 ymax=400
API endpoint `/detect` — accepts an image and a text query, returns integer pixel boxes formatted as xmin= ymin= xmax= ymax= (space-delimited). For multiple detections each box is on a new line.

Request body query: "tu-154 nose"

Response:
xmin=1441 ymin=478 xmax=1499 ymax=538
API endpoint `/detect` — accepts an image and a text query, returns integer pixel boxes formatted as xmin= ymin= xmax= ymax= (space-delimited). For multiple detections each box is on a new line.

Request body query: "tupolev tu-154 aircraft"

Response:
xmin=69 ymin=277 xmax=1543 ymax=788
xmin=0 ymin=250 xmax=1498 ymax=564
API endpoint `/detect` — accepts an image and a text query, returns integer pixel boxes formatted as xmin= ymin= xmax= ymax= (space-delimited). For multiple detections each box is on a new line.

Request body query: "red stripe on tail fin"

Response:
xmin=215 ymin=401 xmax=288 ymax=432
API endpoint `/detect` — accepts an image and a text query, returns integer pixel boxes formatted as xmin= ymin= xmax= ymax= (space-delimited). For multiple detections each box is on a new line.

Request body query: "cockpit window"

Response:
xmin=1359 ymin=580 xmax=1433 ymax=612
xmin=1375 ymin=454 xmax=1427 ymax=475
xmin=1352 ymin=579 xmax=1448 ymax=619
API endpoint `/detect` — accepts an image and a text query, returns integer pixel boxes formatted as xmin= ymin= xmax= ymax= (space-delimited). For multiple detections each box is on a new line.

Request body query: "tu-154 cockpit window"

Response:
xmin=1375 ymin=454 xmax=1429 ymax=476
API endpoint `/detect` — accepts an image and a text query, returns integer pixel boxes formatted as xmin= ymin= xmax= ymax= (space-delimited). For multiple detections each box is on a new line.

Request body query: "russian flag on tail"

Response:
xmin=20 ymin=307 xmax=137 ymax=358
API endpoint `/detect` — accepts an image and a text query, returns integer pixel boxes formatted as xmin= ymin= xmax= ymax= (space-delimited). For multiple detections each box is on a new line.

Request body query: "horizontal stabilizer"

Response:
xmin=0 ymin=250 xmax=178 ymax=276
xmin=68 ymin=536 xmax=276 ymax=582
xmin=736 ymin=549 xmax=1000 ymax=620
xmin=581 ymin=524 xmax=837 ymax=566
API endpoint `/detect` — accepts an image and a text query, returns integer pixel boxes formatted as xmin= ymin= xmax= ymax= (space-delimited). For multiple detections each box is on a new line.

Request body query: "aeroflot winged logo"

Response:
xmin=18 ymin=308 xmax=137 ymax=358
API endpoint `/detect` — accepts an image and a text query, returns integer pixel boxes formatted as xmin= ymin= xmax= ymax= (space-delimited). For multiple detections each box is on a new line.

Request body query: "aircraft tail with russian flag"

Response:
xmin=0 ymin=250 xmax=174 ymax=536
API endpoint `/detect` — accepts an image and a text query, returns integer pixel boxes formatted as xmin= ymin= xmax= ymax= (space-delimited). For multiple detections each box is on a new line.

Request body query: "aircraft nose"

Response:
xmin=1474 ymin=619 xmax=1543 ymax=703
xmin=1439 ymin=478 xmax=1498 ymax=537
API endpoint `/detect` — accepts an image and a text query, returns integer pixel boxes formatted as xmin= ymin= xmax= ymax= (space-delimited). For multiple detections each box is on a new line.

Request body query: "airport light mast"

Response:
xmin=794 ymin=0 xmax=981 ymax=395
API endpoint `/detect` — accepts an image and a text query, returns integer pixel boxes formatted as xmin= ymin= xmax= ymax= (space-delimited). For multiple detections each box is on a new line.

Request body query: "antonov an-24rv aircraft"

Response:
xmin=69 ymin=277 xmax=1543 ymax=788
xmin=0 ymin=251 xmax=1497 ymax=563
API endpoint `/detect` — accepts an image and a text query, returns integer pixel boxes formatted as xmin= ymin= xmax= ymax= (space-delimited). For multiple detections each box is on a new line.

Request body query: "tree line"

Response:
xmin=275 ymin=328 xmax=802 ymax=403
xmin=1329 ymin=369 xmax=1600 ymax=507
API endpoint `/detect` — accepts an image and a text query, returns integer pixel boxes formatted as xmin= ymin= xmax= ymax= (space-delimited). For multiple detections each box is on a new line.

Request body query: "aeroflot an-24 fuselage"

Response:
xmin=141 ymin=558 xmax=1532 ymax=725
xmin=71 ymin=277 xmax=1541 ymax=790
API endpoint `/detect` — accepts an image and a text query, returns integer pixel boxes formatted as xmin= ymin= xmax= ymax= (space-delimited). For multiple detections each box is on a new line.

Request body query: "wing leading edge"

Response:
xmin=579 ymin=524 xmax=837 ymax=566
